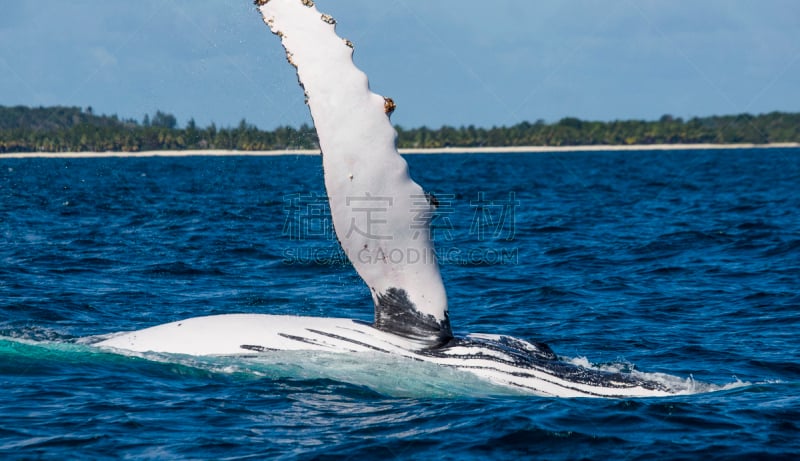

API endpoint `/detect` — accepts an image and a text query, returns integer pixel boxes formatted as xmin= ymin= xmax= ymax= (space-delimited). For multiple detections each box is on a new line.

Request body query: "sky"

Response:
xmin=1 ymin=0 xmax=798 ymax=130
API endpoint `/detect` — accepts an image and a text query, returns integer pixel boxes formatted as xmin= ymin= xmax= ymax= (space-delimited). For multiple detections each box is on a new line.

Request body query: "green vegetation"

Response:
xmin=398 ymin=113 xmax=800 ymax=148
xmin=0 ymin=106 xmax=317 ymax=153
xmin=1 ymin=105 xmax=799 ymax=153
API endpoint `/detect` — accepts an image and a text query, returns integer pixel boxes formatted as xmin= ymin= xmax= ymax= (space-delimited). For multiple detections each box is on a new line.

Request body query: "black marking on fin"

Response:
xmin=278 ymin=333 xmax=322 ymax=347
xmin=240 ymin=344 xmax=277 ymax=353
xmin=425 ymin=192 xmax=439 ymax=209
xmin=374 ymin=287 xmax=452 ymax=347
xmin=305 ymin=329 xmax=391 ymax=353
xmin=531 ymin=341 xmax=557 ymax=360
xmin=428 ymin=335 xmax=670 ymax=393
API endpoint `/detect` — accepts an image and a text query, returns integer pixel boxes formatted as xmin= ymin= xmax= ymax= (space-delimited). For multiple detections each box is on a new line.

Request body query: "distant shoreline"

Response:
xmin=1 ymin=143 xmax=798 ymax=159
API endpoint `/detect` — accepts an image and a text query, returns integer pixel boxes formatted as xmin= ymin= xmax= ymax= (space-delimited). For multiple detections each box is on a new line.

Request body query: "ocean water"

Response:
xmin=1 ymin=149 xmax=798 ymax=459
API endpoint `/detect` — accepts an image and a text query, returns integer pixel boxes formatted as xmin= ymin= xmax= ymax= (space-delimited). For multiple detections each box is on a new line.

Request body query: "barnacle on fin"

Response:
xmin=286 ymin=52 xmax=298 ymax=68
xmin=321 ymin=14 xmax=336 ymax=25
xmin=383 ymin=97 xmax=396 ymax=115
xmin=301 ymin=0 xmax=314 ymax=7
xmin=425 ymin=192 xmax=439 ymax=209
xmin=253 ymin=0 xmax=270 ymax=6
xmin=343 ymin=39 xmax=354 ymax=49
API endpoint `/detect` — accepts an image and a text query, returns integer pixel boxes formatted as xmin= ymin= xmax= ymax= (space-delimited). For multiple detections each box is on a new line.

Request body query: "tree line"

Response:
xmin=0 ymin=106 xmax=318 ymax=153
xmin=1 ymin=105 xmax=798 ymax=153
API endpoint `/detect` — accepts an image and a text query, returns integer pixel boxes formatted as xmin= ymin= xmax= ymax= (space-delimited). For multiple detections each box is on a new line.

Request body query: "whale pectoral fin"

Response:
xmin=258 ymin=0 xmax=453 ymax=350
xmin=373 ymin=287 xmax=452 ymax=347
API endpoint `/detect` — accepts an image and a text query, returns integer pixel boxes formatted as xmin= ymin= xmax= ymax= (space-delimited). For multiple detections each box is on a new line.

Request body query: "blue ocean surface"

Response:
xmin=1 ymin=149 xmax=798 ymax=459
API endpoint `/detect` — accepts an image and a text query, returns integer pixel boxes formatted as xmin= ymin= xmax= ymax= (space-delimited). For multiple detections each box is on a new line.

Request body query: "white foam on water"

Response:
xmin=567 ymin=356 xmax=751 ymax=395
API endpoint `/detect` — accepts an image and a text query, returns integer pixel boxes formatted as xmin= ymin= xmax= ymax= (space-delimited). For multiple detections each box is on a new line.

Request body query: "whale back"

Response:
xmin=256 ymin=0 xmax=452 ymax=347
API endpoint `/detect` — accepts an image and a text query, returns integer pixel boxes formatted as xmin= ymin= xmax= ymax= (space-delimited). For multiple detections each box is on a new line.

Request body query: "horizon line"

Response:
xmin=1 ymin=143 xmax=798 ymax=159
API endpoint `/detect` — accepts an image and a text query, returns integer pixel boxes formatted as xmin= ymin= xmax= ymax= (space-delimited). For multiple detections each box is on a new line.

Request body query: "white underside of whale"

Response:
xmin=96 ymin=314 xmax=675 ymax=398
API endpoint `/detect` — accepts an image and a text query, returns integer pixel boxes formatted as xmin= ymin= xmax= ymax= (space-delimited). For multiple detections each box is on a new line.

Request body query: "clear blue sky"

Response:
xmin=1 ymin=1 xmax=798 ymax=130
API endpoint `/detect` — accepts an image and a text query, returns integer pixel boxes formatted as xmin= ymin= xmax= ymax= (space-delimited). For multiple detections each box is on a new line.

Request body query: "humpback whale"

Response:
xmin=97 ymin=0 xmax=677 ymax=398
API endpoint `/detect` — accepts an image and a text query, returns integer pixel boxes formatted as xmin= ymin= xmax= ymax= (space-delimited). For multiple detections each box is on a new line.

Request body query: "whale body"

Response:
xmin=95 ymin=0 xmax=683 ymax=398
xmin=97 ymin=314 xmax=673 ymax=398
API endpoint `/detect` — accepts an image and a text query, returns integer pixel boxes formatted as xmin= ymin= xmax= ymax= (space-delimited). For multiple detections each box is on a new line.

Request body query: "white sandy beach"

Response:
xmin=0 ymin=143 xmax=798 ymax=159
